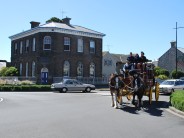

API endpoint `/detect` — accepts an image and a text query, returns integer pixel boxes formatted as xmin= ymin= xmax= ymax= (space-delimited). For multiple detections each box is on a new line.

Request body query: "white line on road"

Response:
xmin=0 ymin=98 xmax=3 ymax=102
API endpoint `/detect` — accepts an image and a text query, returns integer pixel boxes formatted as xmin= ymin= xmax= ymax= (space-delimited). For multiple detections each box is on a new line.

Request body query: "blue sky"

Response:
xmin=1 ymin=0 xmax=184 ymax=62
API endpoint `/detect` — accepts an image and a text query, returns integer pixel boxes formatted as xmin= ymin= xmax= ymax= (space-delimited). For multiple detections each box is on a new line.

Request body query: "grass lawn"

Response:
xmin=170 ymin=90 xmax=184 ymax=112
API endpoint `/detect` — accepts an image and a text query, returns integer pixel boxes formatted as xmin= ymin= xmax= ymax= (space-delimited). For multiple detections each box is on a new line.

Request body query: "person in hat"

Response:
xmin=138 ymin=51 xmax=148 ymax=72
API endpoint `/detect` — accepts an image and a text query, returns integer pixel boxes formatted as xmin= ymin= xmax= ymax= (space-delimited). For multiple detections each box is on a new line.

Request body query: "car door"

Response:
xmin=73 ymin=80 xmax=85 ymax=91
xmin=174 ymin=80 xmax=184 ymax=90
xmin=65 ymin=80 xmax=75 ymax=91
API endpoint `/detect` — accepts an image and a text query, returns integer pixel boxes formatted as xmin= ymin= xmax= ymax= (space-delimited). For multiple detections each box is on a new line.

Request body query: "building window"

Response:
xmin=64 ymin=37 xmax=70 ymax=51
xmin=26 ymin=39 xmax=29 ymax=52
xmin=104 ymin=59 xmax=112 ymax=66
xmin=32 ymin=38 xmax=36 ymax=51
xmin=77 ymin=38 xmax=83 ymax=52
xmin=43 ymin=36 xmax=51 ymax=50
xmin=77 ymin=62 xmax=83 ymax=77
xmin=20 ymin=63 xmax=22 ymax=76
xmin=14 ymin=43 xmax=18 ymax=54
xmin=20 ymin=41 xmax=23 ymax=54
xmin=89 ymin=62 xmax=95 ymax=77
xmin=63 ymin=61 xmax=70 ymax=77
xmin=90 ymin=41 xmax=95 ymax=53
xmin=26 ymin=62 xmax=29 ymax=77
xmin=32 ymin=61 xmax=35 ymax=77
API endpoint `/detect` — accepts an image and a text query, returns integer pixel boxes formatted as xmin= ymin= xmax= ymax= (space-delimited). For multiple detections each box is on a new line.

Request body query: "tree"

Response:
xmin=46 ymin=17 xmax=62 ymax=23
xmin=171 ymin=70 xmax=184 ymax=79
xmin=0 ymin=67 xmax=18 ymax=76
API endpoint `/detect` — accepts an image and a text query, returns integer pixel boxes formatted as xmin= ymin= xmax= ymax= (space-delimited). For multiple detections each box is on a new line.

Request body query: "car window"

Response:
xmin=161 ymin=81 xmax=175 ymax=85
xmin=65 ymin=80 xmax=73 ymax=84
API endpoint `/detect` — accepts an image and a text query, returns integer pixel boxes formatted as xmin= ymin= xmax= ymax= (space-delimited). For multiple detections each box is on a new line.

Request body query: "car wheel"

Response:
xmin=85 ymin=87 xmax=91 ymax=92
xmin=62 ymin=87 xmax=67 ymax=93
xmin=171 ymin=89 xmax=174 ymax=93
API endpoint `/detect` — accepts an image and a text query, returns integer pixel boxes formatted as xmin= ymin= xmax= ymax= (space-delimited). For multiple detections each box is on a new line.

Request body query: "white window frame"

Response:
xmin=15 ymin=43 xmax=18 ymax=54
xmin=89 ymin=62 xmax=95 ymax=77
xmin=20 ymin=63 xmax=22 ymax=76
xmin=43 ymin=36 xmax=51 ymax=50
xmin=77 ymin=38 xmax=83 ymax=52
xmin=32 ymin=38 xmax=36 ymax=51
xmin=90 ymin=41 xmax=95 ymax=53
xmin=26 ymin=62 xmax=29 ymax=77
xmin=32 ymin=61 xmax=35 ymax=77
xmin=77 ymin=62 xmax=83 ymax=77
xmin=26 ymin=39 xmax=29 ymax=52
xmin=64 ymin=37 xmax=70 ymax=51
xmin=63 ymin=61 xmax=70 ymax=77
xmin=20 ymin=41 xmax=23 ymax=54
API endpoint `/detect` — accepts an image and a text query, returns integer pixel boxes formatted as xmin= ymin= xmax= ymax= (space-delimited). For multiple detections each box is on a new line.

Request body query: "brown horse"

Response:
xmin=109 ymin=73 xmax=132 ymax=109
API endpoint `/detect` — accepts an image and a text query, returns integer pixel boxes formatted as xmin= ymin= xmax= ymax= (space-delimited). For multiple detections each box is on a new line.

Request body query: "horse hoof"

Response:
xmin=111 ymin=104 xmax=115 ymax=107
xmin=114 ymin=106 xmax=118 ymax=109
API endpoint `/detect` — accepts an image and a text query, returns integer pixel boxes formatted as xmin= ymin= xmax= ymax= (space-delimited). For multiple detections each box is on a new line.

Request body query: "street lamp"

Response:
xmin=174 ymin=22 xmax=184 ymax=78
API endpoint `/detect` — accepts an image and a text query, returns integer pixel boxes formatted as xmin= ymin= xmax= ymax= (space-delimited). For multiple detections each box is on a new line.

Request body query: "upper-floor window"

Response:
xmin=90 ymin=41 xmax=95 ymax=53
xmin=14 ymin=43 xmax=18 ymax=54
xmin=89 ymin=62 xmax=95 ymax=77
xmin=77 ymin=62 xmax=83 ymax=77
xmin=77 ymin=38 xmax=83 ymax=52
xmin=63 ymin=61 xmax=70 ymax=77
xmin=32 ymin=38 xmax=36 ymax=51
xmin=26 ymin=39 xmax=29 ymax=52
xmin=43 ymin=36 xmax=51 ymax=50
xmin=64 ymin=37 xmax=70 ymax=51
xmin=20 ymin=41 xmax=23 ymax=54
xmin=32 ymin=61 xmax=35 ymax=77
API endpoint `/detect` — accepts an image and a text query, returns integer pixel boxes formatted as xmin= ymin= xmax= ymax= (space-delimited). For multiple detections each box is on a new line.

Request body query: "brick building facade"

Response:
xmin=158 ymin=41 xmax=184 ymax=73
xmin=9 ymin=17 xmax=105 ymax=84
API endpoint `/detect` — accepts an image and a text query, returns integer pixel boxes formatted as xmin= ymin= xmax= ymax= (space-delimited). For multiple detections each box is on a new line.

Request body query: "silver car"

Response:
xmin=159 ymin=79 xmax=184 ymax=94
xmin=51 ymin=79 xmax=95 ymax=93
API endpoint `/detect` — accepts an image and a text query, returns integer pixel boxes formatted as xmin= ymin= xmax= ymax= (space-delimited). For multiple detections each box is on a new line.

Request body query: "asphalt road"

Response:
xmin=0 ymin=91 xmax=184 ymax=138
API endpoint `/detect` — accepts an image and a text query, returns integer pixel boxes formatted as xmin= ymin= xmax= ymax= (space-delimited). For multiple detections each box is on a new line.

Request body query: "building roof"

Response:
xmin=102 ymin=51 xmax=128 ymax=63
xmin=178 ymin=47 xmax=184 ymax=53
xmin=9 ymin=20 xmax=105 ymax=40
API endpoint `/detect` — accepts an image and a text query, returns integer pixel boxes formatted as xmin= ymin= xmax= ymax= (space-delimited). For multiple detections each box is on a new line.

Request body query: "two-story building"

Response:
xmin=9 ymin=17 xmax=105 ymax=84
xmin=158 ymin=41 xmax=184 ymax=73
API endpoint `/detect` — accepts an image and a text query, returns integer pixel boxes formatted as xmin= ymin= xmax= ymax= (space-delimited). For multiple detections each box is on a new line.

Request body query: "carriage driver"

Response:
xmin=121 ymin=59 xmax=134 ymax=77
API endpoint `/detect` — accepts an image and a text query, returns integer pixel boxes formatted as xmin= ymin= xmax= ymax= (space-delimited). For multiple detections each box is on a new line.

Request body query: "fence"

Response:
xmin=0 ymin=76 xmax=109 ymax=85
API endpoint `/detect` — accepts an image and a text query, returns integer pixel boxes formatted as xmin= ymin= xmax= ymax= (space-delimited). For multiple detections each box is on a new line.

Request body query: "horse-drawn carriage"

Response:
xmin=109 ymin=61 xmax=160 ymax=109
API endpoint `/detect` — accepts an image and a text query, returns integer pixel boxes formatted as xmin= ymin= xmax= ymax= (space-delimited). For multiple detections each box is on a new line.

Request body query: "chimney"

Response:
xmin=30 ymin=21 xmax=40 ymax=28
xmin=170 ymin=41 xmax=176 ymax=48
xmin=62 ymin=17 xmax=71 ymax=25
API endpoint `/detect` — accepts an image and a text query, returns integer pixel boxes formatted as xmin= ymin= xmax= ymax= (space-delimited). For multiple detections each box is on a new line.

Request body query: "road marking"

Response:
xmin=0 ymin=98 xmax=3 ymax=102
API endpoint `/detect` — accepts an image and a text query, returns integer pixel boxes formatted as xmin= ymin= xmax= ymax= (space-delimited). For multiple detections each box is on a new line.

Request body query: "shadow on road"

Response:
xmin=119 ymin=100 xmax=169 ymax=117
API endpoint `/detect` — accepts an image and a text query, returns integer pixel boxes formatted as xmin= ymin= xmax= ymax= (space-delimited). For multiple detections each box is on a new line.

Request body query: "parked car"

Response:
xmin=159 ymin=79 xmax=184 ymax=94
xmin=180 ymin=77 xmax=184 ymax=80
xmin=51 ymin=79 xmax=95 ymax=93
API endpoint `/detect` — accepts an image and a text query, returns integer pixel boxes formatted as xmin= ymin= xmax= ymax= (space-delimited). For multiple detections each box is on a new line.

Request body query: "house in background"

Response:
xmin=158 ymin=41 xmax=184 ymax=73
xmin=0 ymin=60 xmax=7 ymax=70
xmin=102 ymin=51 xmax=128 ymax=78
xmin=9 ymin=17 xmax=105 ymax=84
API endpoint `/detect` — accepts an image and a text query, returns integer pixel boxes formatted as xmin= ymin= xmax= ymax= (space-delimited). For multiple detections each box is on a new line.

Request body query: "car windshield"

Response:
xmin=161 ymin=80 xmax=175 ymax=85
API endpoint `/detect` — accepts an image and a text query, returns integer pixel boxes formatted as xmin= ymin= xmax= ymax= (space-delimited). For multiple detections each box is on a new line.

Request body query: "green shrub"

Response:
xmin=170 ymin=90 xmax=184 ymax=111
xmin=157 ymin=74 xmax=168 ymax=80
xmin=171 ymin=70 xmax=184 ymax=79
xmin=0 ymin=85 xmax=51 ymax=91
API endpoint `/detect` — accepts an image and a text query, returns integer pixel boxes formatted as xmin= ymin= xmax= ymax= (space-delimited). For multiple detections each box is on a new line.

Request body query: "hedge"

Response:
xmin=170 ymin=90 xmax=184 ymax=112
xmin=0 ymin=85 xmax=51 ymax=91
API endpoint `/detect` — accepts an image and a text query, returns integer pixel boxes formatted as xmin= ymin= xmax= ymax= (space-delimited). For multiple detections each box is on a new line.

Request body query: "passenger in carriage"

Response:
xmin=134 ymin=53 xmax=140 ymax=69
xmin=127 ymin=52 xmax=135 ymax=64
xmin=121 ymin=60 xmax=134 ymax=77
xmin=137 ymin=51 xmax=148 ymax=72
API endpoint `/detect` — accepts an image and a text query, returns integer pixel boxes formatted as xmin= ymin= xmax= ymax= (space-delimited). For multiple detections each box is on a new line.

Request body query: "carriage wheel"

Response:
xmin=149 ymin=87 xmax=152 ymax=105
xmin=155 ymin=82 xmax=160 ymax=101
